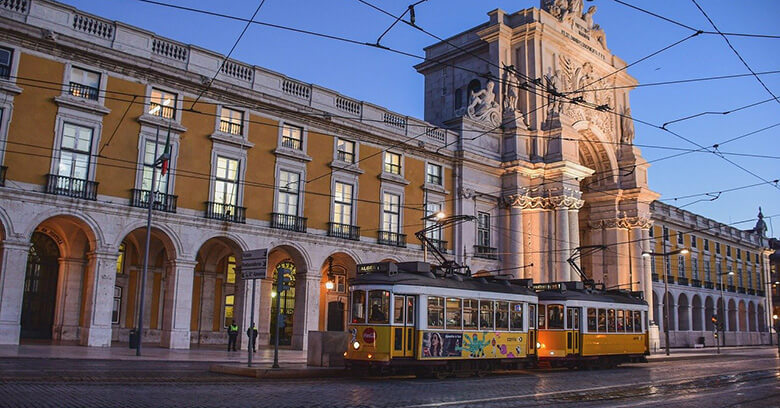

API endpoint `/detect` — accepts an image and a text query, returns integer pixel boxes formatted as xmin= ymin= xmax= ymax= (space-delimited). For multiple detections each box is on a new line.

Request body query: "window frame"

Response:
xmin=213 ymin=155 xmax=241 ymax=208
xmin=477 ymin=211 xmax=491 ymax=247
xmin=336 ymin=138 xmax=356 ymax=164
xmin=280 ymin=122 xmax=304 ymax=150
xmin=217 ymin=106 xmax=246 ymax=137
xmin=332 ymin=181 xmax=355 ymax=226
xmin=57 ymin=122 xmax=94 ymax=182
xmin=67 ymin=65 xmax=102 ymax=102
xmin=276 ymin=169 xmax=301 ymax=216
xmin=425 ymin=162 xmax=443 ymax=185
xmin=148 ymin=87 xmax=179 ymax=120
xmin=383 ymin=151 xmax=402 ymax=175
xmin=381 ymin=191 xmax=402 ymax=234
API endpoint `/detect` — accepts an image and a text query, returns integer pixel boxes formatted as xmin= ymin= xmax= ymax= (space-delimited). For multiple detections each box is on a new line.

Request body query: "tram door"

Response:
xmin=392 ymin=295 xmax=416 ymax=358
xmin=566 ymin=307 xmax=581 ymax=356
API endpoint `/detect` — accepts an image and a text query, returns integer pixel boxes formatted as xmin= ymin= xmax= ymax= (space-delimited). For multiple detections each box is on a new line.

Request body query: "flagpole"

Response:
xmin=136 ymin=125 xmax=160 ymax=356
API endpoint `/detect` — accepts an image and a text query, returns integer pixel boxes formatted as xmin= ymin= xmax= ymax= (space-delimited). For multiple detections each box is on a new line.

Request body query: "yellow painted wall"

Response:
xmin=305 ymin=130 xmax=333 ymax=230
xmin=175 ymin=97 xmax=215 ymax=211
xmin=357 ymin=145 xmax=383 ymax=239
xmin=5 ymin=53 xmax=62 ymax=185
xmin=243 ymin=115 xmax=277 ymax=221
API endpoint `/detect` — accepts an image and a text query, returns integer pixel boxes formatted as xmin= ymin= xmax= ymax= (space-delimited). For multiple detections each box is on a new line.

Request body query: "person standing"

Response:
xmin=247 ymin=323 xmax=259 ymax=352
xmin=227 ymin=320 xmax=239 ymax=352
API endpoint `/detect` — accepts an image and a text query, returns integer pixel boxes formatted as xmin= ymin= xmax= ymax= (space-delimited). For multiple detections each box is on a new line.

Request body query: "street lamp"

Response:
xmin=773 ymin=315 xmax=779 ymax=356
xmin=643 ymin=248 xmax=689 ymax=356
xmin=421 ymin=211 xmax=445 ymax=263
xmin=715 ymin=269 xmax=735 ymax=353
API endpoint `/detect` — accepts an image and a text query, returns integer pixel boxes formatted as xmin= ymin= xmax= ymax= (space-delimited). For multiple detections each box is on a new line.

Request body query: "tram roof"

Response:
xmin=352 ymin=262 xmax=537 ymax=297
xmin=537 ymin=286 xmax=647 ymax=306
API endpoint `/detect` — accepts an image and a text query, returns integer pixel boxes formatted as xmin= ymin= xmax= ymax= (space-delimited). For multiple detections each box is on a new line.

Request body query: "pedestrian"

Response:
xmin=247 ymin=322 xmax=259 ymax=352
xmin=227 ymin=320 xmax=239 ymax=352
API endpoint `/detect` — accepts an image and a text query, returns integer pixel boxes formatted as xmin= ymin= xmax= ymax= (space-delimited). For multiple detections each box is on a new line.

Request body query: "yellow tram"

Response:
xmin=345 ymin=261 xmax=538 ymax=377
xmin=535 ymin=281 xmax=649 ymax=369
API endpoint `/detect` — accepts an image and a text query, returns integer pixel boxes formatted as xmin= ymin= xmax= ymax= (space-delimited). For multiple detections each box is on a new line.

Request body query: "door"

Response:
xmin=566 ymin=307 xmax=581 ymax=356
xmin=21 ymin=232 xmax=60 ymax=339
xmin=392 ymin=295 xmax=416 ymax=357
xmin=327 ymin=301 xmax=345 ymax=331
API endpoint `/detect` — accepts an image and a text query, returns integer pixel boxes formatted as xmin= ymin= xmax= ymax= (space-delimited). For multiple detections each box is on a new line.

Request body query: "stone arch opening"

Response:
xmin=677 ymin=293 xmax=689 ymax=331
xmin=738 ymin=300 xmax=747 ymax=332
xmin=758 ymin=304 xmax=766 ymax=332
xmin=266 ymin=245 xmax=309 ymax=349
xmin=20 ymin=232 xmax=60 ymax=339
xmin=318 ymin=252 xmax=358 ymax=332
xmin=727 ymin=299 xmax=737 ymax=332
xmin=663 ymin=292 xmax=676 ymax=332
xmin=652 ymin=290 xmax=661 ymax=330
xmin=691 ymin=294 xmax=703 ymax=331
xmin=704 ymin=296 xmax=715 ymax=331
xmin=748 ymin=302 xmax=757 ymax=332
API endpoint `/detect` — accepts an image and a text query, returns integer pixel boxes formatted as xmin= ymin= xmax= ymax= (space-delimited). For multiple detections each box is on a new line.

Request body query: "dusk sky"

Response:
xmin=60 ymin=0 xmax=779 ymax=236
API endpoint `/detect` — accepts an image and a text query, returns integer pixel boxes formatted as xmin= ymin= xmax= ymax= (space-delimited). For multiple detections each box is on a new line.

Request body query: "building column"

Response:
xmin=568 ymin=207 xmax=580 ymax=278
xmin=238 ymin=276 xmax=262 ymax=351
xmin=556 ymin=206 xmax=570 ymax=281
xmin=292 ymin=274 xmax=321 ymax=351
xmin=506 ymin=205 xmax=524 ymax=279
xmin=79 ymin=249 xmax=119 ymax=347
xmin=0 ymin=239 xmax=31 ymax=345
xmin=198 ymin=269 xmax=217 ymax=335
xmin=161 ymin=259 xmax=196 ymax=349
xmin=53 ymin=257 xmax=86 ymax=341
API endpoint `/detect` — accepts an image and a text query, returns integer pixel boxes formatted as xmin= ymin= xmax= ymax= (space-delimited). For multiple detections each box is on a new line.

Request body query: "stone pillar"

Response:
xmin=258 ymin=278 xmax=273 ymax=346
xmin=568 ymin=208 xmax=580 ymax=277
xmin=53 ymin=257 xmax=86 ymax=341
xmin=641 ymin=228 xmax=654 ymax=323
xmin=198 ymin=269 xmax=217 ymax=335
xmin=628 ymin=228 xmax=644 ymax=292
xmin=161 ymin=259 xmax=196 ymax=349
xmin=292 ymin=274 xmax=321 ymax=351
xmin=79 ymin=250 xmax=119 ymax=347
xmin=556 ymin=206 xmax=570 ymax=281
xmin=507 ymin=205 xmax=524 ymax=278
xmin=0 ymin=240 xmax=31 ymax=345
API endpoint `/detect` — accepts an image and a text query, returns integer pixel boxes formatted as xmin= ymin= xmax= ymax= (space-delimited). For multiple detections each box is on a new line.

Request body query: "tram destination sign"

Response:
xmin=241 ymin=248 xmax=268 ymax=279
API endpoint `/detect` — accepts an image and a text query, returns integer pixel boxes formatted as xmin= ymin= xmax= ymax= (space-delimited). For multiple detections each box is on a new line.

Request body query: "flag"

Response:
xmin=156 ymin=125 xmax=171 ymax=176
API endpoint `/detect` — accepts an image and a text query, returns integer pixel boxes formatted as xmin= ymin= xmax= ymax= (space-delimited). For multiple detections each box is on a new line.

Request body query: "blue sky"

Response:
xmin=60 ymin=0 xmax=780 ymax=236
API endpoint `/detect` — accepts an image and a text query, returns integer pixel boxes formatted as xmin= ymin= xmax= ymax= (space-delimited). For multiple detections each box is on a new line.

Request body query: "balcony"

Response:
xmin=327 ymin=222 xmax=359 ymax=240
xmin=677 ymin=277 xmax=689 ymax=286
xmin=149 ymin=102 xmax=175 ymax=119
xmin=219 ymin=119 xmax=243 ymax=135
xmin=45 ymin=174 xmax=98 ymax=200
xmin=130 ymin=189 xmax=177 ymax=213
xmin=474 ymin=245 xmax=498 ymax=260
xmin=0 ymin=64 xmax=9 ymax=79
xmin=704 ymin=281 xmax=714 ymax=289
xmin=727 ymin=285 xmax=736 ymax=292
xmin=664 ymin=275 xmax=675 ymax=284
xmin=68 ymin=82 xmax=99 ymax=101
xmin=378 ymin=231 xmax=406 ymax=248
xmin=747 ymin=289 xmax=756 ymax=295
xmin=691 ymin=279 xmax=702 ymax=288
xmin=426 ymin=239 xmax=448 ymax=254
xmin=0 ymin=166 xmax=6 ymax=186
xmin=270 ymin=212 xmax=307 ymax=233
xmin=281 ymin=136 xmax=302 ymax=150
xmin=756 ymin=290 xmax=765 ymax=297
xmin=652 ymin=273 xmax=659 ymax=282
xmin=205 ymin=201 xmax=246 ymax=223
xmin=336 ymin=150 xmax=355 ymax=163
xmin=737 ymin=287 xmax=746 ymax=294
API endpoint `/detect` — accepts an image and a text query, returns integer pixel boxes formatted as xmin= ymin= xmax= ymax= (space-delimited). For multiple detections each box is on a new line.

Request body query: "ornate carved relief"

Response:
xmin=588 ymin=215 xmax=652 ymax=230
xmin=506 ymin=187 xmax=584 ymax=210
xmin=555 ymin=55 xmax=616 ymax=137
xmin=464 ymin=81 xmax=501 ymax=126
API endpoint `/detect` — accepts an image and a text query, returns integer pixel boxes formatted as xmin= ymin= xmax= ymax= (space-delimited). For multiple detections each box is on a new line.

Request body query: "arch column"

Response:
xmin=555 ymin=206 xmax=570 ymax=281
xmin=292 ymin=274 xmax=321 ymax=351
xmin=53 ymin=257 xmax=86 ymax=341
xmin=505 ymin=205 xmax=524 ymax=279
xmin=80 ymin=249 xmax=120 ymax=347
xmin=0 ymin=239 xmax=32 ymax=345
xmin=161 ymin=259 xmax=197 ymax=349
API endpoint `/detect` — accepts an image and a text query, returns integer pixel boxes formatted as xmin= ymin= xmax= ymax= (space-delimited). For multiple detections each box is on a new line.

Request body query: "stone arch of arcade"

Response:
xmin=318 ymin=251 xmax=359 ymax=333
xmin=261 ymin=244 xmax=311 ymax=351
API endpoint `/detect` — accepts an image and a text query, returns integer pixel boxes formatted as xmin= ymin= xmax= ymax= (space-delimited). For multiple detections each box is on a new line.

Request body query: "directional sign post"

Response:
xmin=241 ymin=249 xmax=268 ymax=367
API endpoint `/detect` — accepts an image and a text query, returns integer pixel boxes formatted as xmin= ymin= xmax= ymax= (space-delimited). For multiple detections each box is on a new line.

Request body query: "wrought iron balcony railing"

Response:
xmin=219 ymin=119 xmax=243 ymax=135
xmin=205 ymin=201 xmax=246 ymax=223
xmin=378 ymin=231 xmax=406 ymax=248
xmin=336 ymin=150 xmax=355 ymax=163
xmin=727 ymin=285 xmax=736 ymax=292
xmin=130 ymin=189 xmax=177 ymax=213
xmin=327 ymin=222 xmax=360 ymax=240
xmin=270 ymin=212 xmax=307 ymax=233
xmin=756 ymin=290 xmax=765 ymax=297
xmin=747 ymin=289 xmax=756 ymax=295
xmin=281 ymin=136 xmax=302 ymax=150
xmin=737 ymin=287 xmax=746 ymax=294
xmin=704 ymin=281 xmax=714 ymax=289
xmin=45 ymin=174 xmax=98 ymax=200
xmin=677 ymin=277 xmax=689 ymax=286
xmin=473 ymin=245 xmax=498 ymax=260
xmin=691 ymin=279 xmax=702 ymax=288
xmin=0 ymin=65 xmax=9 ymax=79
xmin=651 ymin=273 xmax=659 ymax=282
xmin=148 ymin=102 xmax=176 ymax=119
xmin=68 ymin=82 xmax=99 ymax=101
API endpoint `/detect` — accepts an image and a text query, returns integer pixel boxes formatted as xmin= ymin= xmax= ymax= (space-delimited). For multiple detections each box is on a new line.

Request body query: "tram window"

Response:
xmin=607 ymin=309 xmax=616 ymax=332
xmin=625 ymin=310 xmax=634 ymax=332
xmin=634 ymin=311 xmax=642 ymax=332
xmin=510 ymin=303 xmax=524 ymax=331
xmin=428 ymin=296 xmax=444 ymax=329
xmin=394 ymin=295 xmax=404 ymax=324
xmin=479 ymin=300 xmax=495 ymax=330
xmin=567 ymin=308 xmax=580 ymax=330
xmin=446 ymin=298 xmax=462 ymax=330
xmin=406 ymin=297 xmax=415 ymax=325
xmin=496 ymin=301 xmax=509 ymax=331
xmin=351 ymin=290 xmax=366 ymax=323
xmin=573 ymin=308 xmax=580 ymax=330
xmin=598 ymin=309 xmax=607 ymax=332
xmin=537 ymin=305 xmax=546 ymax=329
xmin=368 ymin=290 xmax=390 ymax=324
xmin=617 ymin=310 xmax=625 ymax=332
xmin=547 ymin=305 xmax=564 ymax=329
xmin=587 ymin=308 xmax=597 ymax=331
xmin=463 ymin=299 xmax=478 ymax=328
xmin=528 ymin=304 xmax=536 ymax=328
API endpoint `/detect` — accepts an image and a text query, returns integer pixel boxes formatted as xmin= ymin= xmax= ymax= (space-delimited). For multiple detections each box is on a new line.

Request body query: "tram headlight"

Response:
xmin=536 ymin=342 xmax=542 ymax=349
xmin=352 ymin=341 xmax=361 ymax=350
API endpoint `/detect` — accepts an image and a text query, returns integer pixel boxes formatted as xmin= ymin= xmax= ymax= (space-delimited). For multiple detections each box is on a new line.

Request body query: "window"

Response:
xmin=281 ymin=123 xmax=302 ymax=150
xmin=716 ymin=243 xmax=721 ymax=255
xmin=691 ymin=257 xmax=699 ymax=280
xmin=663 ymin=226 xmax=669 ymax=241
xmin=587 ymin=308 xmax=597 ymax=331
xmin=747 ymin=265 xmax=753 ymax=289
xmin=333 ymin=182 xmax=353 ymax=225
xmin=737 ymin=265 xmax=743 ymax=287
xmin=276 ymin=170 xmax=300 ymax=215
xmin=510 ymin=303 xmax=523 ymax=331
xmin=547 ymin=305 xmax=564 ymax=329
xmin=384 ymin=152 xmax=401 ymax=175
xmin=446 ymin=298 xmax=462 ymax=330
xmin=141 ymin=139 xmax=169 ymax=193
xmin=335 ymin=275 xmax=346 ymax=293
xmin=368 ymin=290 xmax=390 ymax=324
xmin=463 ymin=299 xmax=478 ymax=328
xmin=726 ymin=245 xmax=731 ymax=257
xmin=69 ymin=67 xmax=100 ymax=100
xmin=214 ymin=156 xmax=239 ymax=207
xmin=607 ymin=309 xmax=616 ymax=332
xmin=428 ymin=296 xmax=444 ymax=328
xmin=381 ymin=192 xmax=400 ymax=233
xmin=625 ymin=310 xmax=634 ymax=332
xmin=0 ymin=47 xmax=11 ymax=79
xmin=598 ymin=309 xmax=607 ymax=332
xmin=219 ymin=107 xmax=243 ymax=135
xmin=704 ymin=260 xmax=711 ymax=281
xmin=567 ymin=308 xmax=579 ymax=330
xmin=479 ymin=300 xmax=494 ymax=330
xmin=704 ymin=239 xmax=710 ymax=251
xmin=691 ymin=235 xmax=697 ymax=248
xmin=425 ymin=201 xmax=443 ymax=242
xmin=116 ymin=243 xmax=126 ymax=275
xmin=226 ymin=256 xmax=236 ymax=284
xmin=716 ymin=259 xmax=722 ymax=281
xmin=351 ymin=290 xmax=366 ymax=323
xmin=223 ymin=295 xmax=234 ymax=328
xmin=58 ymin=123 xmax=93 ymax=183
xmin=426 ymin=163 xmax=442 ymax=185
xmin=112 ymin=286 xmax=122 ymax=324
xmin=496 ymin=301 xmax=509 ymax=331
xmin=528 ymin=304 xmax=536 ymax=328
xmin=537 ymin=305 xmax=546 ymax=329
xmin=394 ymin=295 xmax=404 ymax=324
xmin=678 ymin=255 xmax=686 ymax=278
xmin=677 ymin=232 xmax=684 ymax=245
xmin=727 ymin=264 xmax=734 ymax=286
xmin=477 ymin=212 xmax=490 ymax=247
xmin=649 ymin=227 xmax=654 ymax=237
xmin=634 ymin=311 xmax=642 ymax=332
xmin=736 ymin=248 xmax=741 ymax=259
xmin=650 ymin=256 xmax=656 ymax=275
xmin=149 ymin=88 xmax=177 ymax=119
xmin=617 ymin=310 xmax=625 ymax=332
xmin=337 ymin=138 xmax=355 ymax=163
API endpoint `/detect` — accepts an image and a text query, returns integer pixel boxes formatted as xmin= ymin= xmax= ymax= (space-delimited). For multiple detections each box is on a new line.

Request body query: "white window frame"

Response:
xmin=677 ymin=255 xmax=686 ymax=279
xmin=331 ymin=180 xmax=355 ymax=226
xmin=273 ymin=158 xmax=307 ymax=219
xmin=335 ymin=137 xmax=357 ymax=164
xmin=477 ymin=211 xmax=491 ymax=248
xmin=215 ymin=105 xmax=248 ymax=138
xmin=208 ymin=144 xmax=247 ymax=209
xmin=426 ymin=162 xmax=443 ymax=186
xmin=691 ymin=256 xmax=699 ymax=280
xmin=383 ymin=151 xmax=403 ymax=176
xmin=424 ymin=199 xmax=444 ymax=242
xmin=275 ymin=169 xmax=301 ymax=216
xmin=277 ymin=121 xmax=308 ymax=151
xmin=62 ymin=63 xmax=107 ymax=105
xmin=0 ymin=43 xmax=21 ymax=167
xmin=142 ymin=85 xmax=183 ymax=124
xmin=133 ymin=128 xmax=180 ymax=195
xmin=379 ymin=186 xmax=404 ymax=235
xmin=0 ymin=42 xmax=22 ymax=86
xmin=49 ymin=112 xmax=103 ymax=182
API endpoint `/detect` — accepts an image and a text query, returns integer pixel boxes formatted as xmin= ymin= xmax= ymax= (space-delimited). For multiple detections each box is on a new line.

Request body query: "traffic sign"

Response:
xmin=241 ymin=248 xmax=268 ymax=279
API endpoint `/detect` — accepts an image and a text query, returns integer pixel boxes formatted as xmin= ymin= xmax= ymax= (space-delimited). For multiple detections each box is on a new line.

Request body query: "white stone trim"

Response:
xmin=133 ymin=125 xmax=181 ymax=195
xmin=49 ymin=106 xmax=105 ymax=182
xmin=273 ymin=157 xmax=307 ymax=217
xmin=207 ymin=143 xmax=248 ymax=207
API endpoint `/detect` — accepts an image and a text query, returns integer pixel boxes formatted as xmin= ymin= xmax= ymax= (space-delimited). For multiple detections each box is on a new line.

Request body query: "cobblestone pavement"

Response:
xmin=0 ymin=349 xmax=778 ymax=407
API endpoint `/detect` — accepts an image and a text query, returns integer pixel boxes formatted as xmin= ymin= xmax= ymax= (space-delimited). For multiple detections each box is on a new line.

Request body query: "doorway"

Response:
xmin=21 ymin=232 xmax=60 ymax=339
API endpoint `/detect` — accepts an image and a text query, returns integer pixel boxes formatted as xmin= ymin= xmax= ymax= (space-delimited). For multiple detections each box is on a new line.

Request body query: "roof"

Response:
xmin=537 ymin=288 xmax=647 ymax=306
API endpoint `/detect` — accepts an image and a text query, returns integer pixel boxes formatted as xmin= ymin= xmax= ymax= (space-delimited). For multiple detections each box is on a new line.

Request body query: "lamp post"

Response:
xmin=643 ymin=248 xmax=689 ymax=356
xmin=716 ymin=269 xmax=735 ymax=352
xmin=773 ymin=314 xmax=779 ymax=356
xmin=421 ymin=210 xmax=445 ymax=263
